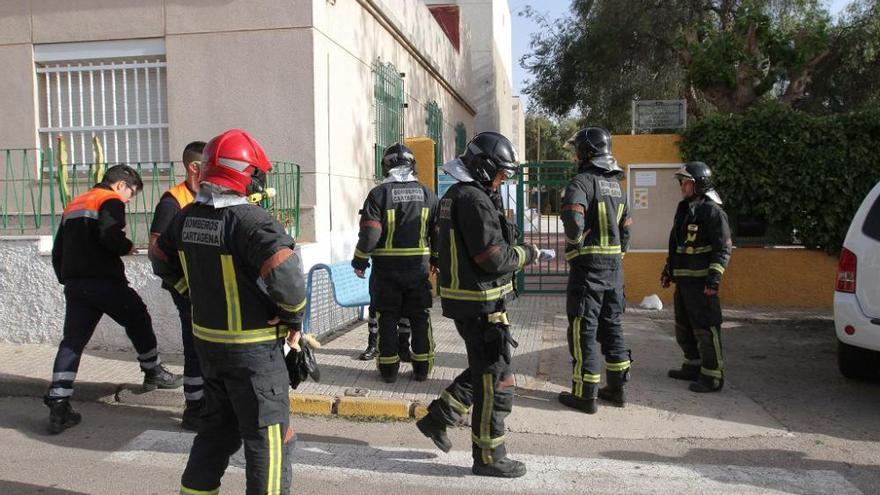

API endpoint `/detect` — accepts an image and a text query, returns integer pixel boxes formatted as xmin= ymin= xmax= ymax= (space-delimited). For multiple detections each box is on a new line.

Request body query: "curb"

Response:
xmin=0 ymin=375 xmax=428 ymax=422
xmin=290 ymin=393 xmax=428 ymax=420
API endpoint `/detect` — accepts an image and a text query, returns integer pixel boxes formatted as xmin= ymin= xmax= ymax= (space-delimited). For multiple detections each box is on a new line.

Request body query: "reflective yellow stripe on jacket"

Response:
xmin=385 ymin=209 xmax=396 ymax=249
xmin=192 ymin=324 xmax=280 ymax=344
xmin=439 ymin=282 xmax=514 ymax=302
xmin=371 ymin=247 xmax=431 ymax=256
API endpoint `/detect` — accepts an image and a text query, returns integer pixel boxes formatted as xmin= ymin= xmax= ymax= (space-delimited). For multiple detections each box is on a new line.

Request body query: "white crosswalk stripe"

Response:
xmin=106 ymin=430 xmax=863 ymax=495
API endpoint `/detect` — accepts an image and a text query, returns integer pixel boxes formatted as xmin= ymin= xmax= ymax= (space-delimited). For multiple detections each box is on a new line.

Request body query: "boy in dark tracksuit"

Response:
xmin=46 ymin=164 xmax=182 ymax=434
xmin=662 ymin=161 xmax=732 ymax=393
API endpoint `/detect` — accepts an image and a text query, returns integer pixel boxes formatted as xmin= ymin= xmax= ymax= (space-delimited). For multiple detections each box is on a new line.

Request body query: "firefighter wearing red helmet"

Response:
xmin=150 ymin=129 xmax=306 ymax=495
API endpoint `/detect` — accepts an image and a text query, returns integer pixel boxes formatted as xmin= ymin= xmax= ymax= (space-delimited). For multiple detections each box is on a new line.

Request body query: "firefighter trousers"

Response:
xmin=366 ymin=309 xmax=411 ymax=349
xmin=48 ymin=279 xmax=160 ymax=400
xmin=180 ymin=339 xmax=292 ymax=495
xmin=369 ymin=267 xmax=434 ymax=376
xmin=426 ymin=315 xmax=515 ymax=465
xmin=166 ymin=287 xmax=203 ymax=402
xmin=565 ymin=266 xmax=631 ymax=399
xmin=674 ymin=284 xmax=724 ymax=383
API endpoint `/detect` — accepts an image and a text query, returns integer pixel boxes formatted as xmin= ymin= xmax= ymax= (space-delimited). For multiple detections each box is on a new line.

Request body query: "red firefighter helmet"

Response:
xmin=200 ymin=129 xmax=272 ymax=194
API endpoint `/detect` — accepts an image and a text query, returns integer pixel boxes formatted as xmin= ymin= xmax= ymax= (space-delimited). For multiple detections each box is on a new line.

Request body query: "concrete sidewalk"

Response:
xmin=0 ymin=296 xmax=829 ymax=441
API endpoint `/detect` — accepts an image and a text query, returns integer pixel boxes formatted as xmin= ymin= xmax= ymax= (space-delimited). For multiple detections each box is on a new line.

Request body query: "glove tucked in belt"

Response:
xmin=484 ymin=311 xmax=518 ymax=364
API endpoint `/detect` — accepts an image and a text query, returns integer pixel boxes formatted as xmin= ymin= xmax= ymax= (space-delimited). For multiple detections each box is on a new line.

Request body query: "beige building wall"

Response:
xmin=304 ymin=0 xmax=475 ymax=263
xmin=423 ymin=0 xmax=514 ymax=137
xmin=511 ymin=95 xmax=525 ymax=161
xmin=0 ymin=0 xmax=476 ymax=265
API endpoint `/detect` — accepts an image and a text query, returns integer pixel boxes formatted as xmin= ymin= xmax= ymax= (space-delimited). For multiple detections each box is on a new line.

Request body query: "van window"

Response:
xmin=863 ymin=195 xmax=880 ymax=242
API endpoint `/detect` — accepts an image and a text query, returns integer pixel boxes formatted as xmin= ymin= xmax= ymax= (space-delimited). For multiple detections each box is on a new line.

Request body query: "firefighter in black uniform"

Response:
xmin=150 ymin=129 xmax=306 ymax=495
xmin=149 ymin=140 xmax=206 ymax=431
xmin=558 ymin=127 xmax=632 ymax=414
xmin=416 ymin=132 xmax=542 ymax=478
xmin=352 ymin=143 xmax=439 ymax=383
xmin=662 ymin=161 xmax=731 ymax=393
xmin=46 ymin=164 xmax=183 ymax=434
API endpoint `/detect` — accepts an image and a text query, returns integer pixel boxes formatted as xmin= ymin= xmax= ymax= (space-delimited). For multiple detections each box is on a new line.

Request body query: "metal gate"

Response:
xmin=514 ymin=161 xmax=575 ymax=293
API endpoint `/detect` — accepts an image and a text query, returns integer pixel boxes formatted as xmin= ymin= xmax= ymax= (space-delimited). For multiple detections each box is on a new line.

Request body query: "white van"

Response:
xmin=834 ymin=181 xmax=880 ymax=379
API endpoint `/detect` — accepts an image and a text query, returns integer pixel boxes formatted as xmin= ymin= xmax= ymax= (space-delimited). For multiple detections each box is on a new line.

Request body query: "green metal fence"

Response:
xmin=1 ymin=148 xmax=56 ymax=235
xmin=0 ymin=149 xmax=301 ymax=246
xmin=373 ymin=58 xmax=405 ymax=179
xmin=426 ymin=100 xmax=443 ymax=167
xmin=516 ymin=161 xmax=577 ymax=293
xmin=454 ymin=122 xmax=467 ymax=156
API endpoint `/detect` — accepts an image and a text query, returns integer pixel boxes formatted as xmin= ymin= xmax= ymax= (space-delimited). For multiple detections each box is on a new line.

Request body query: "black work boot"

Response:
xmin=598 ymin=369 xmax=627 ymax=407
xmin=667 ymin=364 xmax=700 ymax=381
xmin=359 ymin=332 xmax=378 ymax=361
xmin=143 ymin=364 xmax=184 ymax=391
xmin=412 ymin=362 xmax=429 ymax=382
xmin=378 ymin=362 xmax=400 ymax=383
xmin=45 ymin=397 xmax=82 ymax=434
xmin=557 ymin=391 xmax=597 ymax=414
xmin=416 ymin=414 xmax=452 ymax=453
xmin=472 ymin=457 xmax=527 ymax=478
xmin=689 ymin=375 xmax=724 ymax=393
xmin=180 ymin=399 xmax=204 ymax=431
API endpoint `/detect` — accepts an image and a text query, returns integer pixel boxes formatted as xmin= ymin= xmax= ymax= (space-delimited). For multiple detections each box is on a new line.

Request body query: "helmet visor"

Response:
xmin=675 ymin=165 xmax=694 ymax=181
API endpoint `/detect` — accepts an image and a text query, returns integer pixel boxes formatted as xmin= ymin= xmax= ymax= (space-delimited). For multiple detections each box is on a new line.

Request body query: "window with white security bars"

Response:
xmin=36 ymin=56 xmax=169 ymax=168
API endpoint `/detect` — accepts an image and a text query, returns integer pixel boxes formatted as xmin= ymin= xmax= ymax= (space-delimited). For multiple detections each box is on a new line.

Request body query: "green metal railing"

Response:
xmin=266 ymin=162 xmax=301 ymax=239
xmin=1 ymin=148 xmax=54 ymax=235
xmin=0 ymin=149 xmax=301 ymax=246
xmin=454 ymin=122 xmax=467 ymax=156
xmin=373 ymin=58 xmax=405 ymax=179
xmin=516 ymin=161 xmax=577 ymax=293
xmin=426 ymin=100 xmax=443 ymax=167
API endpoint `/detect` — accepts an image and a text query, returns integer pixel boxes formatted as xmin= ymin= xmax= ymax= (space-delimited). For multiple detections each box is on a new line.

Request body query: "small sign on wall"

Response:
xmin=634 ymin=171 xmax=657 ymax=187
xmin=633 ymin=188 xmax=649 ymax=209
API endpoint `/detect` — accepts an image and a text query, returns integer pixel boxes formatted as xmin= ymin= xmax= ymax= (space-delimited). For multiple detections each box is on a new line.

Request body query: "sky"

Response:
xmin=509 ymin=0 xmax=853 ymax=110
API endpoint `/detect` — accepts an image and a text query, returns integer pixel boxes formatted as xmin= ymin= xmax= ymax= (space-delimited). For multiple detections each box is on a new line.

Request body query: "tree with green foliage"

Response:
xmin=523 ymin=113 xmax=580 ymax=162
xmin=522 ymin=0 xmax=880 ymax=130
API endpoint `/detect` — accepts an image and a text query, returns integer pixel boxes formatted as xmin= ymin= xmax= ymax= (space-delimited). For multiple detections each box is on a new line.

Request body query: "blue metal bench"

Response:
xmin=303 ymin=262 xmax=371 ymax=333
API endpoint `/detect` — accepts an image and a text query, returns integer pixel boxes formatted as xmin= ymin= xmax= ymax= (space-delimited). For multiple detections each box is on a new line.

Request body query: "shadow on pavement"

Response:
xmin=0 ymin=480 xmax=91 ymax=495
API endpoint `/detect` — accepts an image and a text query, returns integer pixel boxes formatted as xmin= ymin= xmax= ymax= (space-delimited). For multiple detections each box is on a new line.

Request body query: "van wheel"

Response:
xmin=838 ymin=339 xmax=878 ymax=380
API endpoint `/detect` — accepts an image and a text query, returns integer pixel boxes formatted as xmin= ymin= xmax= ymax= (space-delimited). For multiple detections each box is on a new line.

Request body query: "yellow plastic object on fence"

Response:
xmin=92 ymin=135 xmax=105 ymax=184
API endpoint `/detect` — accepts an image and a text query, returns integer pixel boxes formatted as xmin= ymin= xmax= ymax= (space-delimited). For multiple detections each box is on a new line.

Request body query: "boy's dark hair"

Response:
xmin=183 ymin=141 xmax=207 ymax=166
xmin=101 ymin=164 xmax=144 ymax=192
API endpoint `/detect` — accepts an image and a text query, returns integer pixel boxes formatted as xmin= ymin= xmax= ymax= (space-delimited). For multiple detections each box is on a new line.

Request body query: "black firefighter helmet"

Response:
xmin=381 ymin=143 xmax=416 ymax=177
xmin=676 ymin=161 xmax=722 ymax=204
xmin=568 ymin=127 xmax=621 ymax=173
xmin=461 ymin=131 xmax=520 ymax=183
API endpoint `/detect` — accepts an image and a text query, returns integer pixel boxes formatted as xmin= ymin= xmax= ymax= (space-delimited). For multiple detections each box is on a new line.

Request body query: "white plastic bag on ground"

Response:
xmin=639 ymin=294 xmax=663 ymax=311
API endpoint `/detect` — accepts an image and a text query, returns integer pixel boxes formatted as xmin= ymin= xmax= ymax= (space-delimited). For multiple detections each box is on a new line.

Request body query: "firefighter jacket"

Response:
xmin=437 ymin=181 xmax=537 ymax=319
xmin=352 ymin=180 xmax=439 ymax=271
xmin=150 ymin=195 xmax=307 ymax=344
xmin=52 ymin=185 xmax=132 ymax=284
xmin=561 ymin=165 xmax=631 ymax=271
xmin=664 ymin=195 xmax=732 ymax=289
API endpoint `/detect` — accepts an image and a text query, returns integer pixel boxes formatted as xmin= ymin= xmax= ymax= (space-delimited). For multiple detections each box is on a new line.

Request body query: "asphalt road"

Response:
xmin=2 ymin=311 xmax=879 ymax=494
